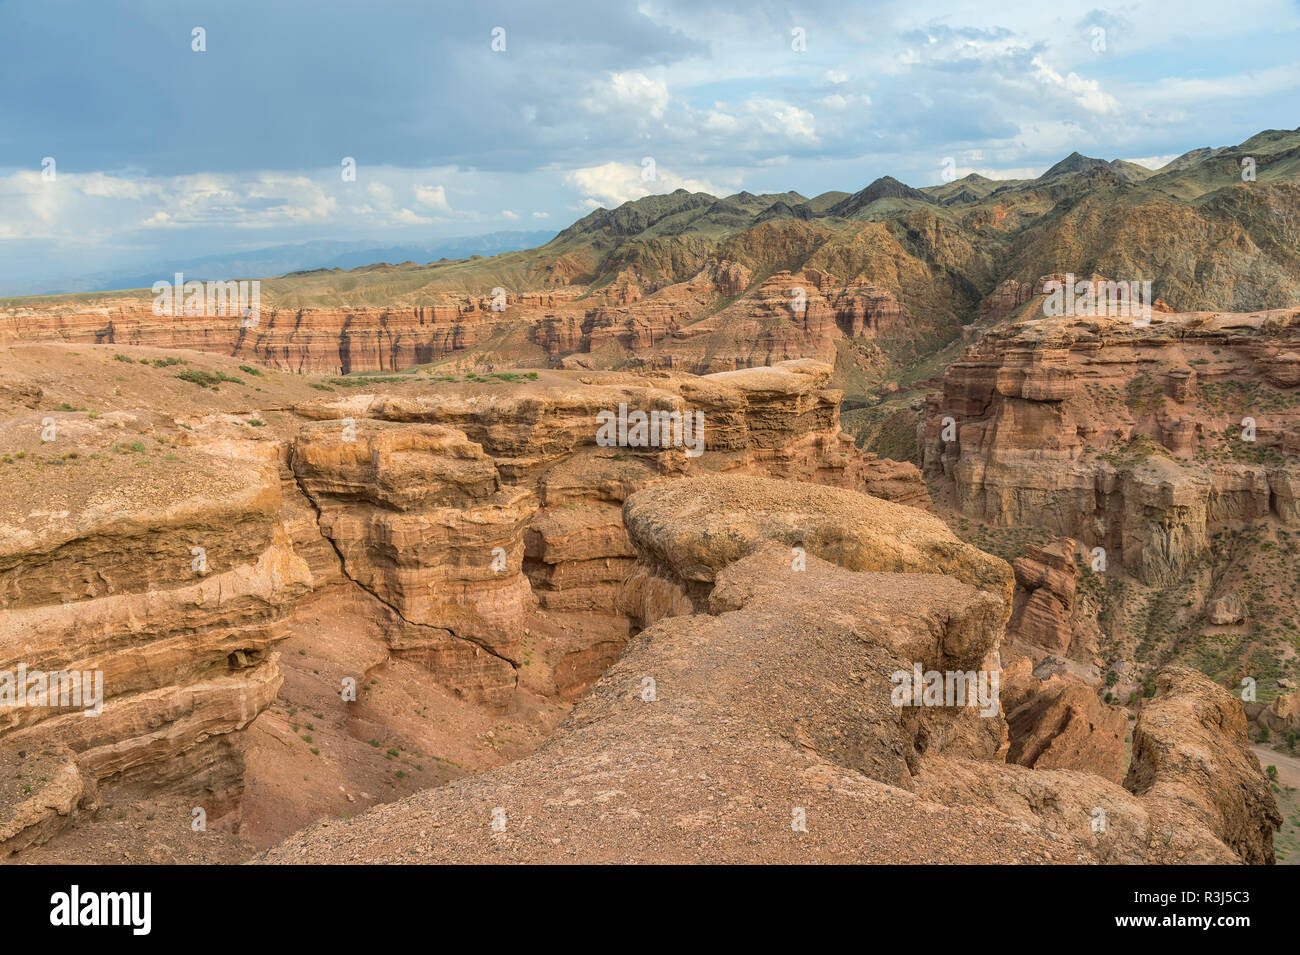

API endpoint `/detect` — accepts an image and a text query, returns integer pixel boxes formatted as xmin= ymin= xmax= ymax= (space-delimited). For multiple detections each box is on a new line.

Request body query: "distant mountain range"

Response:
xmin=0 ymin=231 xmax=556 ymax=297
xmin=10 ymin=128 xmax=1300 ymax=324
xmin=203 ymin=126 xmax=1300 ymax=317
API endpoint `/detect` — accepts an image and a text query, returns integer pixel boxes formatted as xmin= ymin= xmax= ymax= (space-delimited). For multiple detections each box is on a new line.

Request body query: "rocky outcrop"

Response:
xmin=0 ymin=423 xmax=312 ymax=831
xmin=259 ymin=539 xmax=1056 ymax=864
xmin=926 ymin=306 xmax=1300 ymax=585
xmin=291 ymin=421 xmax=534 ymax=706
xmin=1125 ymin=666 xmax=1282 ymax=865
xmin=1008 ymin=539 xmax=1078 ymax=654
xmin=1208 ymin=592 xmax=1247 ymax=625
xmin=0 ymin=746 xmax=94 ymax=856
xmin=284 ymin=362 xmax=931 ymax=709
xmin=619 ymin=474 xmax=1005 ymax=626
xmin=259 ymin=477 xmax=1278 ymax=864
xmin=1255 ymin=692 xmax=1298 ymax=735
xmin=619 ymin=478 xmax=1012 ymax=771
xmin=980 ymin=278 xmax=1037 ymax=320
xmin=1000 ymin=659 xmax=1127 ymax=783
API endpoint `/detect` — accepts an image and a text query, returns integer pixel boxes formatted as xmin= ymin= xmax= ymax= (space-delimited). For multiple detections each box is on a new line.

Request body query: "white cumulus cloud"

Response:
xmin=414 ymin=184 xmax=450 ymax=210
xmin=581 ymin=71 xmax=670 ymax=119
xmin=564 ymin=161 xmax=730 ymax=208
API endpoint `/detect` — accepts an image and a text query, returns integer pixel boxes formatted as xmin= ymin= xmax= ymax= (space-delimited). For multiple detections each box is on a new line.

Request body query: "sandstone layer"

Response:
xmin=0 ymin=345 xmax=929 ymax=855
xmin=926 ymin=300 xmax=1300 ymax=588
xmin=260 ymin=477 xmax=1278 ymax=864
xmin=0 ymin=409 xmax=312 ymax=845
xmin=0 ymin=264 xmax=912 ymax=379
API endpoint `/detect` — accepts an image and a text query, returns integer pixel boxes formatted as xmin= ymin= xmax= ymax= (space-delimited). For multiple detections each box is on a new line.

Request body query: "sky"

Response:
xmin=1 ymin=0 xmax=1298 ymax=291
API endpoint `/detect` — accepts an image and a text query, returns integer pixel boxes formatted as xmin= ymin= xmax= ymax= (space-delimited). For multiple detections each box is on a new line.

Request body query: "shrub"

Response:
xmin=177 ymin=369 xmax=242 ymax=389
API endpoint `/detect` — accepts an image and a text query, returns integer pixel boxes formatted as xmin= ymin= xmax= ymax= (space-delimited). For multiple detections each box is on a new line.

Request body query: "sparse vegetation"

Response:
xmin=176 ymin=368 xmax=243 ymax=389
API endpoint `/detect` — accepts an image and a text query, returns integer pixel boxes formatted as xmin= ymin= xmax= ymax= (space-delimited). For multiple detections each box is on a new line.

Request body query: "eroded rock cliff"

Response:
xmin=926 ymin=301 xmax=1300 ymax=587
xmin=259 ymin=477 xmax=1278 ymax=864
xmin=0 ymin=263 xmax=913 ymax=379
xmin=0 ymin=346 xmax=928 ymax=856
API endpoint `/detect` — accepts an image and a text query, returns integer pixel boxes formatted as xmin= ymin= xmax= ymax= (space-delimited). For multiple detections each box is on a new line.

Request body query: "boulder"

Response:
xmin=1208 ymin=593 xmax=1247 ymax=625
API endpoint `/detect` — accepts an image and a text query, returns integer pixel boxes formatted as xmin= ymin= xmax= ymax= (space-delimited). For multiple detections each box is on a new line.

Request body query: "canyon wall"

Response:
xmin=0 ymin=264 xmax=909 ymax=376
xmin=920 ymin=290 xmax=1300 ymax=750
xmin=284 ymin=360 xmax=931 ymax=709
xmin=0 ymin=350 xmax=928 ymax=853
xmin=0 ymin=424 xmax=311 ymax=851
xmin=260 ymin=476 xmax=1279 ymax=864
xmin=926 ymin=303 xmax=1300 ymax=587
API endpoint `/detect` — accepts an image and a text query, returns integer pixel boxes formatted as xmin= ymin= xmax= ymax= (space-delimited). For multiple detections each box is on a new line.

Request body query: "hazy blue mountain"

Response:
xmin=2 ymin=231 xmax=557 ymax=296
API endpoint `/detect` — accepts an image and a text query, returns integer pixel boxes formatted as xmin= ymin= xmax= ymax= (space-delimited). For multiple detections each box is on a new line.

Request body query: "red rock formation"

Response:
xmin=259 ymin=479 xmax=1279 ymax=865
xmin=1 ymin=348 xmax=929 ymax=855
xmin=1126 ymin=666 xmax=1282 ymax=865
xmin=0 ymin=432 xmax=312 ymax=833
xmin=980 ymin=278 xmax=1037 ymax=320
xmin=1001 ymin=658 xmax=1126 ymax=782
xmin=1008 ymin=539 xmax=1078 ymax=654
xmin=0 ymin=261 xmax=912 ymax=377
xmin=277 ymin=361 xmax=930 ymax=713
xmin=925 ymin=305 xmax=1300 ymax=585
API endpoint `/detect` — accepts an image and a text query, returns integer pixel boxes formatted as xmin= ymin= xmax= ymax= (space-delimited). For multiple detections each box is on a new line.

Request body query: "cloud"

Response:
xmin=414 ymin=184 xmax=451 ymax=211
xmin=0 ymin=167 xmax=442 ymax=243
xmin=76 ymin=173 xmax=159 ymax=200
xmin=899 ymin=24 xmax=1025 ymax=65
xmin=694 ymin=96 xmax=820 ymax=149
xmin=393 ymin=208 xmax=434 ymax=225
xmin=1123 ymin=154 xmax=1180 ymax=170
xmin=582 ymin=71 xmax=670 ymax=120
xmin=0 ymin=0 xmax=707 ymax=177
xmin=2 ymin=0 xmax=1298 ymax=290
xmin=1029 ymin=56 xmax=1119 ymax=114
xmin=564 ymin=161 xmax=730 ymax=207
xmin=748 ymin=99 xmax=819 ymax=141
xmin=818 ymin=92 xmax=870 ymax=111
xmin=367 ymin=182 xmax=396 ymax=205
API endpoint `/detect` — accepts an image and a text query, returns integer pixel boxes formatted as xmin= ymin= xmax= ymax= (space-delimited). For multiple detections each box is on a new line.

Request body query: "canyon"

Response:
xmin=263 ymin=476 xmax=1276 ymax=864
xmin=0 ymin=339 xmax=1283 ymax=864
xmin=1 ymin=345 xmax=942 ymax=858
xmin=0 ymin=264 xmax=906 ymax=379
xmin=3 ymin=130 xmax=1300 ymax=864
xmin=923 ymin=288 xmax=1300 ymax=734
